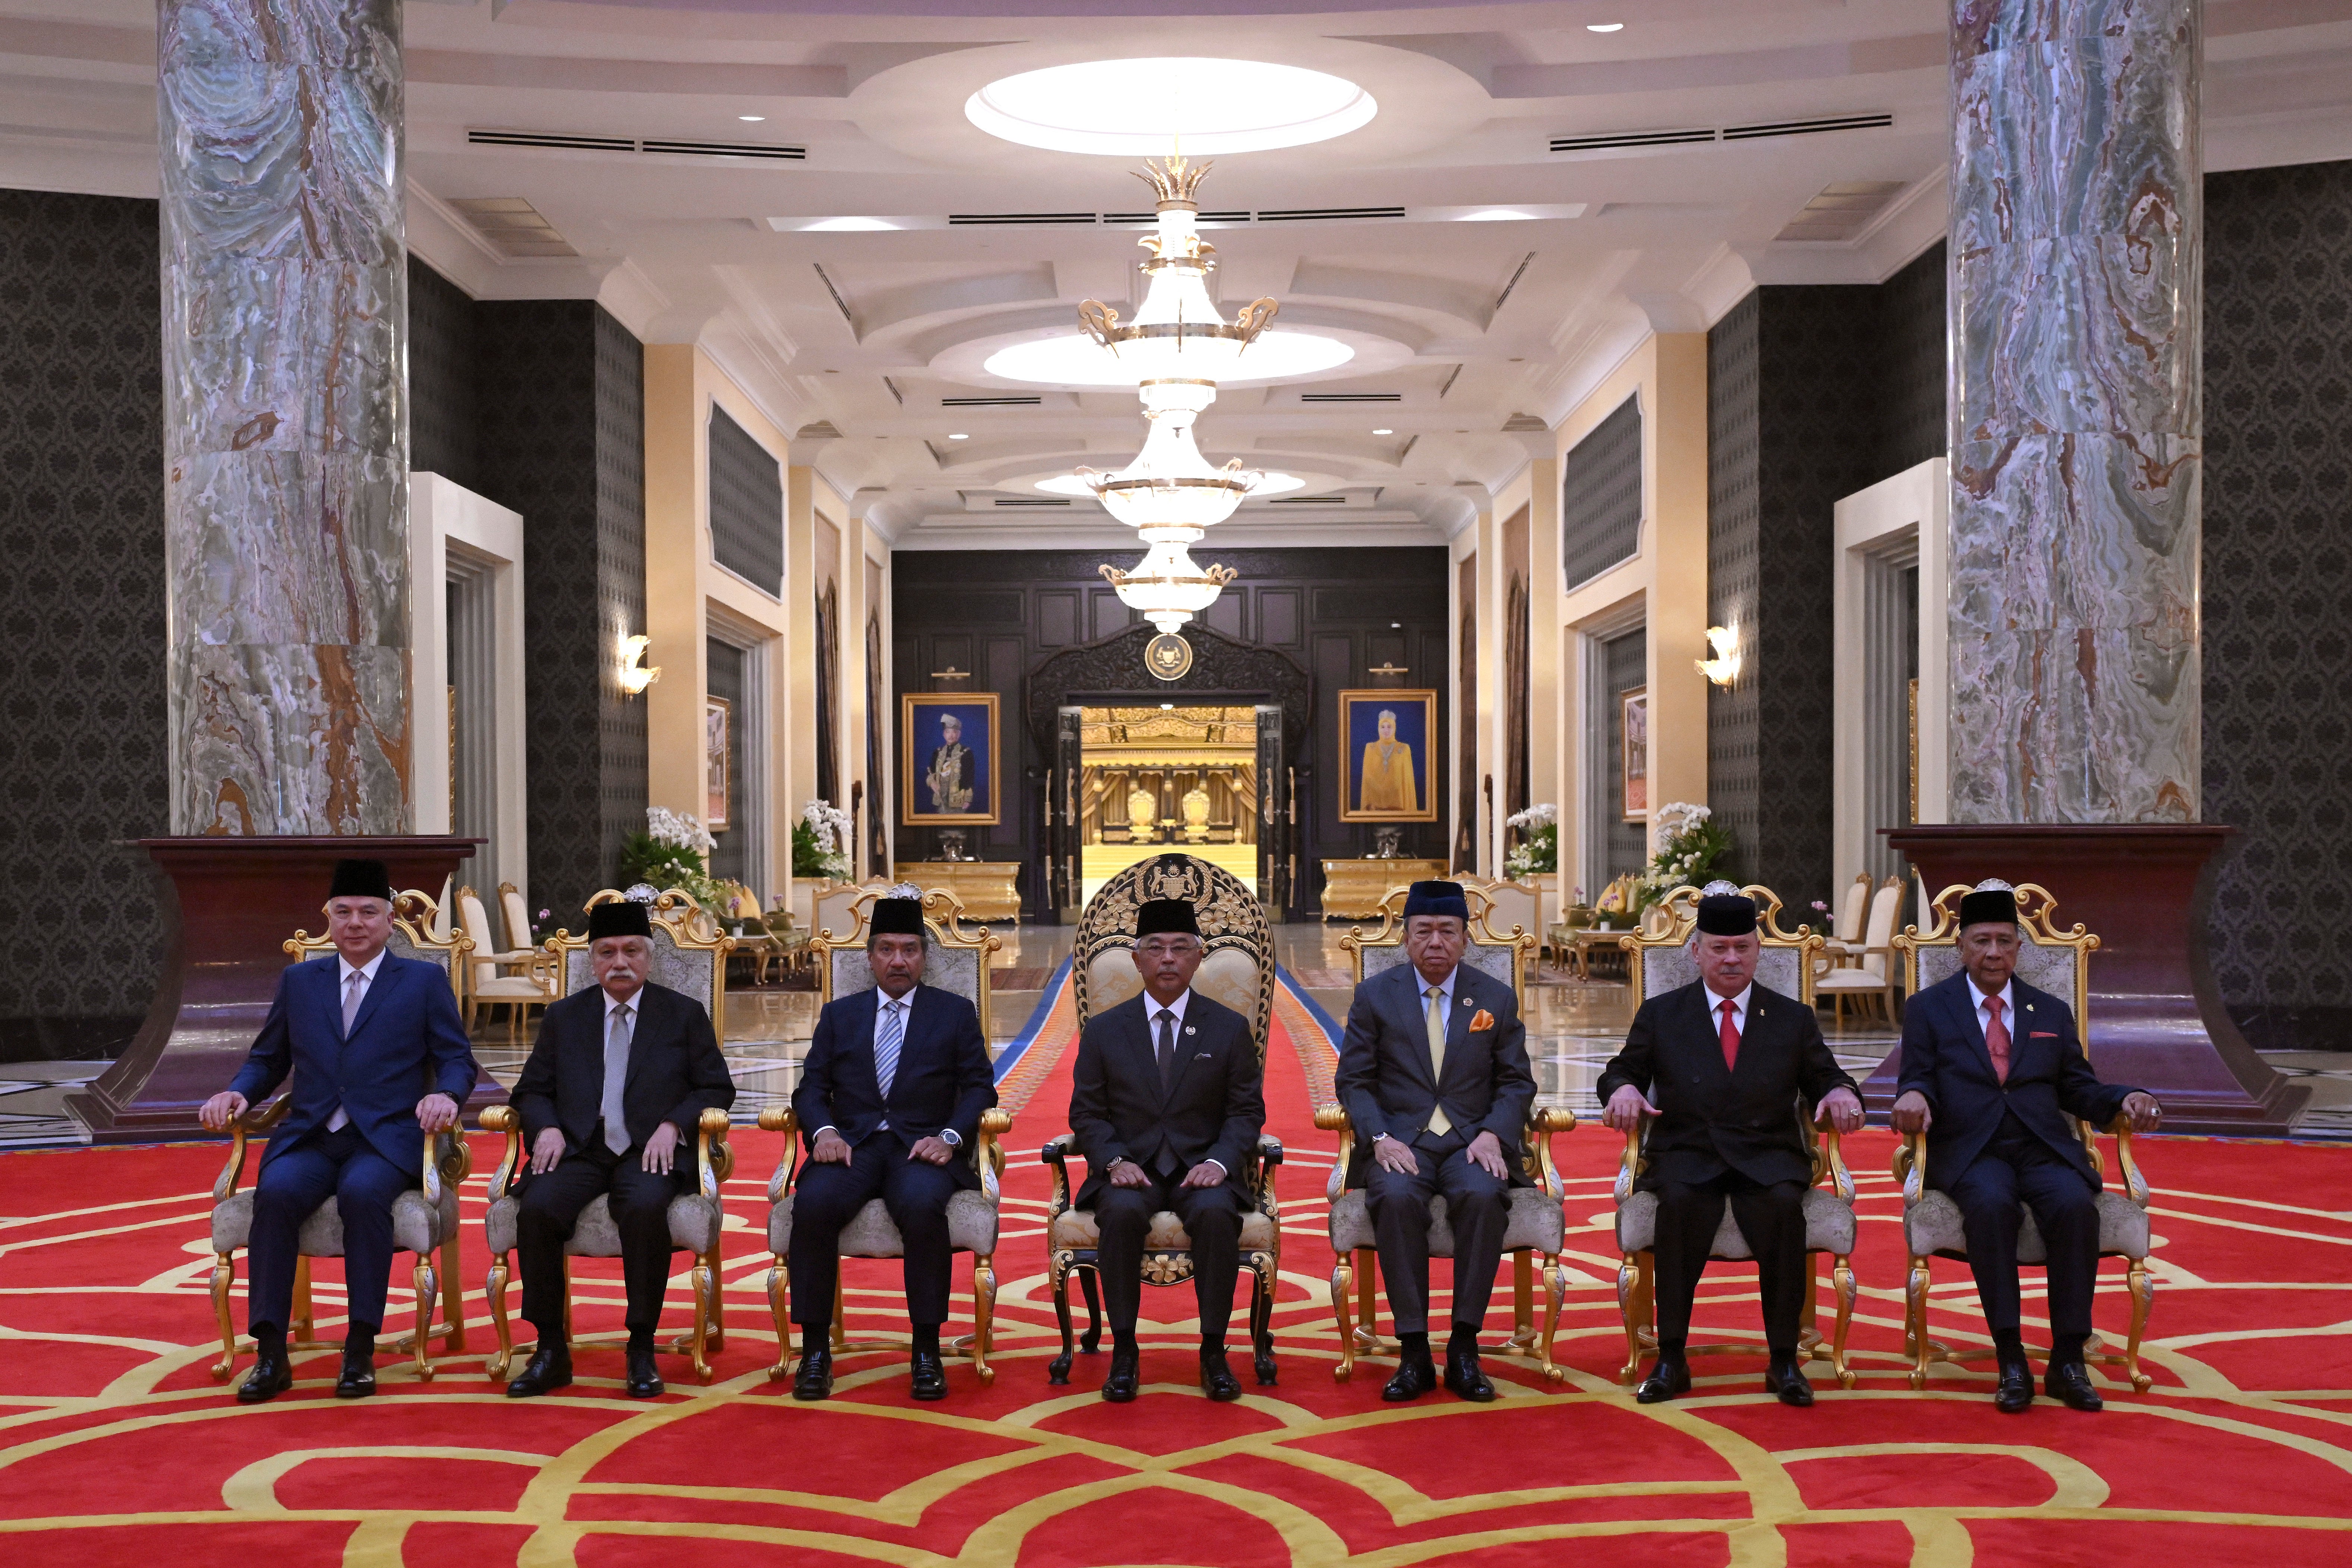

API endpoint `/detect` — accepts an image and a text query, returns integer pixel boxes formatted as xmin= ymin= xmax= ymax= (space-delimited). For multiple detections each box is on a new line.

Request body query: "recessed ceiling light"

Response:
xmin=739 ymin=114 xmax=766 ymax=122
xmin=1588 ymin=22 xmax=1626 ymax=33
xmin=967 ymin=58 xmax=1376 ymax=156
xmin=803 ymin=216 xmax=898 ymax=232
xmin=1372 ymin=428 xmax=1394 ymax=436
xmin=948 ymin=433 xmax=969 ymax=440
xmin=986 ymin=331 xmax=1352 ymax=388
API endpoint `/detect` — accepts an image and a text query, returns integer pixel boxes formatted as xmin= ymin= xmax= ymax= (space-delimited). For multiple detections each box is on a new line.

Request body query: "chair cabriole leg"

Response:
xmin=412 ymin=1258 xmax=437 ymax=1381
xmin=1831 ymin=1254 xmax=1857 ymax=1388
xmin=1048 ymin=1254 xmax=1076 ymax=1384
xmin=211 ymin=1252 xmax=238 ymax=1381
xmin=1540 ymin=1253 xmax=1566 ymax=1384
xmin=1906 ymin=1256 xmax=1932 ymax=1390
xmin=972 ymin=1252 xmax=997 ymax=1385
xmin=486 ymin=1253 xmax=513 ymax=1380
xmin=2126 ymin=1255 xmax=2154 ymax=1393
xmin=691 ymin=1253 xmax=714 ymax=1381
xmin=766 ymin=1253 xmax=790 ymax=1379
xmin=1615 ymin=1250 xmax=1642 ymax=1384
xmin=1330 ymin=1250 xmax=1356 ymax=1383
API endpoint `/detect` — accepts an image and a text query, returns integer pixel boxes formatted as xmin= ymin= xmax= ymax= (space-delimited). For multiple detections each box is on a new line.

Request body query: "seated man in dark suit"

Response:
xmin=199 ymin=859 xmax=478 ymax=1404
xmin=1893 ymin=881 xmax=2162 ymax=1413
xmin=789 ymin=897 xmax=997 ymax=1402
xmin=1335 ymin=879 xmax=1536 ymax=1403
xmin=503 ymin=898 xmax=736 ymax=1400
xmin=1067 ymin=897 xmax=1266 ymax=1404
xmin=1599 ymin=888 xmax=1863 ymax=1407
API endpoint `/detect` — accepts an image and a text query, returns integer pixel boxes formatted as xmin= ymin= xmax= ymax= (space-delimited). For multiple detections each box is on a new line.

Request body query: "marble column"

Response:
xmin=1947 ymin=0 xmax=2201 ymax=823
xmin=159 ymin=0 xmax=411 ymax=834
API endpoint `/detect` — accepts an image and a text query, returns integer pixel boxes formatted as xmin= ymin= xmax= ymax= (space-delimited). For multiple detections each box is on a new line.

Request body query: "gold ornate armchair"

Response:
xmin=1041 ymin=853 xmax=1284 ymax=1387
xmin=208 ymin=891 xmax=473 ymax=1385
xmin=1322 ymin=883 xmax=1574 ymax=1382
xmin=1609 ymin=885 xmax=1857 ymax=1386
xmin=479 ymin=889 xmax=736 ymax=1382
xmin=759 ymin=886 xmax=1012 ymax=1384
xmin=1891 ymin=883 xmax=2153 ymax=1392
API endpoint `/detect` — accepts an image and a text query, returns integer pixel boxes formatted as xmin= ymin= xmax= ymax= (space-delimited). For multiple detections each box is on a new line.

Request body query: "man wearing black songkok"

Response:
xmin=1066 ymin=896 xmax=1265 ymax=1404
xmin=1893 ymin=881 xmax=2161 ymax=1413
xmin=1599 ymin=886 xmax=1863 ymax=1406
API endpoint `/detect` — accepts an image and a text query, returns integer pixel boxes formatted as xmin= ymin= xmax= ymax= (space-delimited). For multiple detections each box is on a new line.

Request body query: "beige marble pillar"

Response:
xmin=159 ymin=0 xmax=410 ymax=834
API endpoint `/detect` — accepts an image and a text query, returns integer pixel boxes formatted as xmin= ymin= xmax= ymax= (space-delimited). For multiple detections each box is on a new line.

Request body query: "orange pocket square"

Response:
xmin=1469 ymin=1009 xmax=1495 ymax=1032
xmin=2029 ymin=1030 xmax=2060 ymax=1039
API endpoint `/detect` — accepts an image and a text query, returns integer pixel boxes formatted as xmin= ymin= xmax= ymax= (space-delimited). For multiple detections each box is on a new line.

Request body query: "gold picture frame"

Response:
xmin=902 ymin=692 xmax=1002 ymax=827
xmin=1338 ymin=688 xmax=1438 ymax=823
xmin=705 ymin=695 xmax=731 ymax=830
xmin=1621 ymin=685 xmax=1648 ymax=821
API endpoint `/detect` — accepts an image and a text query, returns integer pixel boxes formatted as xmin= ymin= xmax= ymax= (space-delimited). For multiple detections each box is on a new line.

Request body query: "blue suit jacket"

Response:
xmin=792 ymin=983 xmax=996 ymax=1190
xmin=1894 ymin=970 xmax=2137 ymax=1193
xmin=228 ymin=952 xmax=480 ymax=1176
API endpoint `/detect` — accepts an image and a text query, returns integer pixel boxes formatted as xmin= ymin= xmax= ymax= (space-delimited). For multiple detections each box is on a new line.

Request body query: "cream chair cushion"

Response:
xmin=213 ymin=1182 xmax=455 ymax=1259
xmin=1324 ymin=1187 xmax=1563 ymax=1256
xmin=1050 ymin=1206 xmax=1280 ymax=1253
xmin=484 ymin=1191 xmax=722 ymax=1257
xmin=1903 ymin=1188 xmax=2149 ymax=1262
xmin=1615 ymin=1187 xmax=1856 ymax=1258
xmin=768 ymin=1192 xmax=1000 ymax=1259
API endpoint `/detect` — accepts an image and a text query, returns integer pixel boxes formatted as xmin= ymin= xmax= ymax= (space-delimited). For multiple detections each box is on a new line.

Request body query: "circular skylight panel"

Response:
xmin=984 ymin=329 xmax=1353 ymax=388
xmin=967 ymin=58 xmax=1376 ymax=157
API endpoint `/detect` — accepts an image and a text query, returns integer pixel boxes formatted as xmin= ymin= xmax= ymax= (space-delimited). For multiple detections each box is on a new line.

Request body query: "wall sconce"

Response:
xmin=619 ymin=633 xmax=661 ymax=696
xmin=1696 ymin=625 xmax=1741 ymax=687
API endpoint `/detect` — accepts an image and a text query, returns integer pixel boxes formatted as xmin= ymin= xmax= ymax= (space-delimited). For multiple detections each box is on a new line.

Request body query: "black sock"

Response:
xmin=1992 ymin=1326 xmax=2026 ymax=1359
xmin=1448 ymin=1322 xmax=1480 ymax=1352
xmin=1657 ymin=1336 xmax=1687 ymax=1359
xmin=912 ymin=1323 xmax=941 ymax=1355
xmin=802 ymin=1324 xmax=831 ymax=1357
xmin=345 ymin=1323 xmax=377 ymax=1357
xmin=1112 ymin=1330 xmax=1139 ymax=1353
xmin=1400 ymin=1330 xmax=1430 ymax=1358
xmin=1199 ymin=1334 xmax=1225 ymax=1357
xmin=2051 ymin=1331 xmax=2088 ymax=1368
xmin=253 ymin=1322 xmax=285 ymax=1359
xmin=627 ymin=1328 xmax=655 ymax=1355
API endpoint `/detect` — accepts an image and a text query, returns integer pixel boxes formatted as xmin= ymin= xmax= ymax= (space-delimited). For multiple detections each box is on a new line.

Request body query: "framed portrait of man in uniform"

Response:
xmin=1338 ymin=689 xmax=1438 ymax=823
xmin=902 ymin=692 xmax=1000 ymax=826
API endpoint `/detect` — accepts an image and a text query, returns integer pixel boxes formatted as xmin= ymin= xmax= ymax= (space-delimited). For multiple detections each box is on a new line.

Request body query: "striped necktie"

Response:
xmin=875 ymin=996 xmax=905 ymax=1100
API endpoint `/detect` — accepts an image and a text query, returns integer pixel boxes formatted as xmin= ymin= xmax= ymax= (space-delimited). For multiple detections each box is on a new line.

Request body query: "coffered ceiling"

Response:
xmin=6 ymin=0 xmax=2352 ymax=549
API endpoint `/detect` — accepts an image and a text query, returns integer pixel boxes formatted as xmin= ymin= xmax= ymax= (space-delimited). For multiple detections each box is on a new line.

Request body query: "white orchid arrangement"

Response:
xmin=1637 ymin=801 xmax=1731 ymax=910
xmin=1503 ymin=801 xmax=1559 ymax=878
xmin=646 ymin=806 xmax=716 ymax=855
xmin=794 ymin=799 xmax=854 ymax=881
xmin=621 ymin=806 xmax=726 ymax=914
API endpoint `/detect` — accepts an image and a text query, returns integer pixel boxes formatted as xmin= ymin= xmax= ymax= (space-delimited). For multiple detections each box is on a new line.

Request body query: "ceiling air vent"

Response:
xmin=948 ymin=212 xmax=1099 ymax=226
xmin=468 ymin=129 xmax=805 ymax=159
xmin=1104 ymin=210 xmax=1251 ymax=226
xmin=1550 ymin=112 xmax=1890 ymax=155
xmin=1301 ymin=392 xmax=1401 ymax=404
xmin=1255 ymin=205 xmax=1408 ymax=223
xmin=941 ymin=395 xmax=1043 ymax=407
xmin=1268 ymin=494 xmax=1350 ymax=505
xmin=991 ymin=496 xmax=1072 ymax=507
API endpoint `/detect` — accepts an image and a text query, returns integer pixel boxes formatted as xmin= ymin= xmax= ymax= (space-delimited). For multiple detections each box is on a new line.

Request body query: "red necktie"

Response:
xmin=1984 ymin=994 xmax=2011 ymax=1083
xmin=1718 ymin=998 xmax=1740 ymax=1071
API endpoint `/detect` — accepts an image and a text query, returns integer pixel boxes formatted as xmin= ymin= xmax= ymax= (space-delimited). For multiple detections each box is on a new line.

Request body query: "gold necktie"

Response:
xmin=1425 ymin=987 xmax=1452 ymax=1136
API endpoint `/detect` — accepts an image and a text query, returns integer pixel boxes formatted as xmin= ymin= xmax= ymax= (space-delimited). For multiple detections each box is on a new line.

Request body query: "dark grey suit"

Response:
xmin=1335 ymin=961 xmax=1535 ymax=1335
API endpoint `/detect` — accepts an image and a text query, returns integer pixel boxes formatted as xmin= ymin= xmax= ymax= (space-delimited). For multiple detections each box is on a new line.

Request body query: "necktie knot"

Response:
xmin=1985 ymin=996 xmax=2003 ymax=1019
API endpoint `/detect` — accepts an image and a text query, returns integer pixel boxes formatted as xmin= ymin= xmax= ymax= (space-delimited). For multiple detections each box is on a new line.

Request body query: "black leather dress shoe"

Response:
xmin=505 ymin=1343 xmax=573 ymax=1398
xmin=625 ymin=1343 xmax=664 ymax=1400
xmin=1444 ymin=1344 xmax=1496 ymax=1403
xmin=1993 ymin=1355 xmax=2035 ymax=1413
xmin=1764 ymin=1353 xmax=1814 ymax=1407
xmin=911 ymin=1349 xmax=948 ymax=1401
xmin=335 ymin=1345 xmax=377 ymax=1400
xmin=1381 ymin=1353 xmax=1437 ymax=1402
xmin=1635 ymin=1355 xmax=1692 ymax=1405
xmin=237 ymin=1351 xmax=293 ymax=1404
xmin=2046 ymin=1359 xmax=2104 ymax=1412
xmin=792 ymin=1346 xmax=834 ymax=1402
xmin=1200 ymin=1350 xmax=1242 ymax=1402
xmin=1100 ymin=1345 xmax=1140 ymax=1403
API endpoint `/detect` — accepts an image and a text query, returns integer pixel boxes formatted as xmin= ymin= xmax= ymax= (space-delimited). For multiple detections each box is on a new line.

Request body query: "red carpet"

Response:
xmin=4 ymin=980 xmax=2352 ymax=1565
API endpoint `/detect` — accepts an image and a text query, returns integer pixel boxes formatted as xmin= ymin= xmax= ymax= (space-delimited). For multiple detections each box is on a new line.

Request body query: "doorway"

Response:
xmin=1076 ymin=705 xmax=1260 ymax=903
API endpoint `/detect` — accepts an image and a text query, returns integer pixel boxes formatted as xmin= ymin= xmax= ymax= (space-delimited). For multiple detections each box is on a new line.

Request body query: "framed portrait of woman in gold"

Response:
xmin=1338 ymin=689 xmax=1438 ymax=823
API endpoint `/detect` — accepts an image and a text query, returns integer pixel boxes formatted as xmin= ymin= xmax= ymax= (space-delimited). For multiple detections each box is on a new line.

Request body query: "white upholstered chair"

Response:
xmin=208 ymin=891 xmax=473 ymax=1385
xmin=1821 ymin=871 xmax=1872 ymax=966
xmin=1814 ymin=877 xmax=1904 ymax=1026
xmin=1042 ymin=854 xmax=1285 ymax=1387
xmin=457 ymin=884 xmax=556 ymax=1043
xmin=759 ymin=886 xmax=1011 ymax=1384
xmin=479 ymin=889 xmax=736 ymax=1382
xmin=1606 ymin=884 xmax=1858 ymax=1385
xmin=1321 ymin=883 xmax=1577 ymax=1384
xmin=1891 ymin=883 xmax=2154 ymax=1392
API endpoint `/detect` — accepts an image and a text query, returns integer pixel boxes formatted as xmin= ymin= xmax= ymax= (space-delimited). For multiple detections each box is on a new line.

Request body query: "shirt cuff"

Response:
xmin=940 ymin=1128 xmax=962 ymax=1147
xmin=1201 ymin=1158 xmax=1226 ymax=1178
xmin=813 ymin=1125 xmax=838 ymax=1142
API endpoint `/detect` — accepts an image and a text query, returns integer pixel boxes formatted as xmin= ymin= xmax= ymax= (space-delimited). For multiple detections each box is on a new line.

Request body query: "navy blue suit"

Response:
xmin=788 ymin=983 xmax=996 ymax=1328
xmin=1896 ymin=970 xmax=2139 ymax=1340
xmin=227 ymin=951 xmax=479 ymax=1334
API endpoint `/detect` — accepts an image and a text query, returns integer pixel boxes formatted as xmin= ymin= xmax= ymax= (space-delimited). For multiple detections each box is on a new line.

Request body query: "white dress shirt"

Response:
xmin=1703 ymin=982 xmax=1754 ymax=1037
xmin=1967 ymin=977 xmax=2016 ymax=1036
xmin=327 ymin=950 xmax=387 ymax=1131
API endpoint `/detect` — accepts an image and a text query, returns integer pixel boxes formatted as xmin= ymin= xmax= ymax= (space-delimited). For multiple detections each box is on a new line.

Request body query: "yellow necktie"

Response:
xmin=1425 ymin=987 xmax=1452 ymax=1136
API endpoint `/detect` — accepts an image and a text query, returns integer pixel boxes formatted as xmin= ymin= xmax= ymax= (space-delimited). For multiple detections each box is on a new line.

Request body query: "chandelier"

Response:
xmin=1070 ymin=155 xmax=1287 ymax=677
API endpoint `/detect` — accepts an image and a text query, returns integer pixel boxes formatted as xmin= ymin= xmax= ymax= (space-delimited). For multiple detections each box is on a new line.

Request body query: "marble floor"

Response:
xmin=6 ymin=922 xmax=2350 ymax=1147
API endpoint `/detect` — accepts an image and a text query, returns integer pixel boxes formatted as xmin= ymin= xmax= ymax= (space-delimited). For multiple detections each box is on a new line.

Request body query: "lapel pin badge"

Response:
xmin=1185 ymin=1026 xmax=1195 ymax=1036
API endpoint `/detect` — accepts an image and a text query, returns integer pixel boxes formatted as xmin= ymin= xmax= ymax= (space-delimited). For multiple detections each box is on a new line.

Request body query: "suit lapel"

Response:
xmin=1945 ymin=979 xmax=1996 ymax=1078
xmin=1388 ymin=966 xmax=1440 ymax=1091
xmin=1130 ymin=1000 xmax=1172 ymax=1104
xmin=345 ymin=957 xmax=396 ymax=1044
xmin=1689 ymin=985 xmax=1734 ymax=1088
xmin=622 ymin=985 xmax=661 ymax=1094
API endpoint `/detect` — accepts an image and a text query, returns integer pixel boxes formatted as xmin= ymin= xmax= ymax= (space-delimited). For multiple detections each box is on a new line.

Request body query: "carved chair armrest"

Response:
xmin=977 ymin=1109 xmax=1013 ymax=1201
xmin=1808 ymin=1114 xmax=1858 ymax=1203
xmin=1039 ymin=1134 xmax=1075 ymax=1215
xmin=1313 ymin=1105 xmax=1351 ymax=1201
xmin=2102 ymin=1114 xmax=2152 ymax=1205
xmin=212 ymin=1098 xmax=294 ymax=1204
xmin=1610 ymin=1116 xmax=1648 ymax=1206
xmin=758 ymin=1107 xmax=799 ymax=1201
xmin=697 ymin=1109 xmax=733 ymax=1203
xmin=480 ymin=1103 xmax=527 ymax=1203
xmin=1893 ymin=1129 xmax=1926 ymax=1205
xmin=1526 ymin=1105 xmax=1575 ymax=1197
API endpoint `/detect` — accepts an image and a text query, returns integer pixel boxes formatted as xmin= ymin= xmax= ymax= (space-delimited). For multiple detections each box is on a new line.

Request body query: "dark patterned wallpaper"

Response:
xmin=0 ymin=191 xmax=168 ymax=1059
xmin=708 ymin=404 xmax=783 ymax=595
xmin=1706 ymin=245 xmax=1948 ymax=907
xmin=2203 ymin=159 xmax=2352 ymax=1049
xmin=1561 ymin=395 xmax=1644 ymax=590
xmin=1604 ymin=630 xmax=1649 ymax=877
xmin=470 ymin=297 xmax=648 ymax=928
xmin=705 ymin=639 xmax=746 ymax=883
xmin=407 ymin=255 xmax=478 ymax=491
